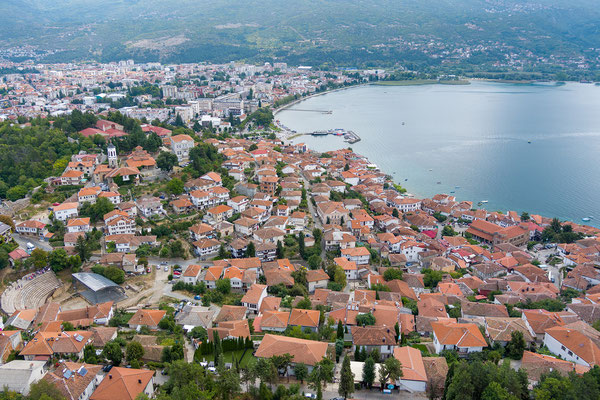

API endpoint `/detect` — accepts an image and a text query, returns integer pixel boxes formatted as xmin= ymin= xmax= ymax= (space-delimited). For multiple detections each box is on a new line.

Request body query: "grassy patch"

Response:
xmin=195 ymin=349 xmax=256 ymax=368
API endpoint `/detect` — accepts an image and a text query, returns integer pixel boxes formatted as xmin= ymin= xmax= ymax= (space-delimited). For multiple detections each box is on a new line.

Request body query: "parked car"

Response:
xmin=194 ymin=295 xmax=202 ymax=300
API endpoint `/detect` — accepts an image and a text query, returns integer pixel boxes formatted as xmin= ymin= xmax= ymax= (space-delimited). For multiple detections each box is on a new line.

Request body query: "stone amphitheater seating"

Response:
xmin=1 ymin=271 xmax=61 ymax=315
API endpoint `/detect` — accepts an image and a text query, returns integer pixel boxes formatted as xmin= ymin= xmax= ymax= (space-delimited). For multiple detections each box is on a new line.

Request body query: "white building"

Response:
xmin=170 ymin=134 xmax=195 ymax=162
xmin=53 ymin=202 xmax=79 ymax=222
xmin=543 ymin=326 xmax=600 ymax=367
xmin=0 ymin=360 xmax=47 ymax=395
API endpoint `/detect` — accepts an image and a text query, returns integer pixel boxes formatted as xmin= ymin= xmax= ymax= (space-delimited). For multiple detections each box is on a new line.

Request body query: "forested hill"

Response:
xmin=1 ymin=0 xmax=600 ymax=72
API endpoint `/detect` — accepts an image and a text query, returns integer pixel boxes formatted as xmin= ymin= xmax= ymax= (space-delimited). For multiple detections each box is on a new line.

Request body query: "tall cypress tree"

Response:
xmin=213 ymin=331 xmax=222 ymax=365
xmin=298 ymin=233 xmax=305 ymax=259
xmin=337 ymin=323 xmax=345 ymax=340
xmin=362 ymin=356 xmax=376 ymax=389
xmin=339 ymin=355 xmax=355 ymax=399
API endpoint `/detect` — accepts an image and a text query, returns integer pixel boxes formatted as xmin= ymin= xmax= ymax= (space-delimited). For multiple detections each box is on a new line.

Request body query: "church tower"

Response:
xmin=107 ymin=143 xmax=118 ymax=168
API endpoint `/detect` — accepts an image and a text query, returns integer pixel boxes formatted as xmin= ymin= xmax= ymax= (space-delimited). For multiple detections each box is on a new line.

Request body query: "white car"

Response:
xmin=164 ymin=265 xmax=169 ymax=272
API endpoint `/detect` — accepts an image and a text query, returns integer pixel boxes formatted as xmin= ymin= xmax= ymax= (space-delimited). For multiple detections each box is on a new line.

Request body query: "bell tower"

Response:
xmin=107 ymin=143 xmax=118 ymax=168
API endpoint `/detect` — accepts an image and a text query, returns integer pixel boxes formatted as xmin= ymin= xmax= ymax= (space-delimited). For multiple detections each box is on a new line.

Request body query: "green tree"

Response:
xmin=30 ymin=248 xmax=48 ymax=269
xmin=356 ymin=313 xmax=376 ymax=326
xmin=392 ymin=208 xmax=399 ymax=218
xmin=270 ymin=353 xmax=294 ymax=378
xmin=378 ymin=357 xmax=403 ymax=389
xmin=189 ymin=326 xmax=208 ymax=341
xmin=80 ymin=197 xmax=114 ymax=223
xmin=294 ymin=362 xmax=308 ymax=384
xmin=339 ymin=355 xmax=355 ymax=399
xmin=254 ymin=357 xmax=278 ymax=388
xmin=308 ymin=254 xmax=321 ymax=270
xmin=505 ymin=330 xmax=526 ymax=360
xmin=167 ymin=178 xmax=184 ymax=195
xmin=383 ymin=268 xmax=403 ymax=281
xmin=362 ymin=356 xmax=376 ymax=389
xmin=442 ymin=225 xmax=458 ymax=236
xmin=337 ymin=322 xmax=345 ymax=340
xmin=216 ymin=362 xmax=241 ymax=400
xmin=298 ymin=233 xmax=305 ymax=259
xmin=216 ymin=278 xmax=231 ymax=294
xmin=335 ymin=339 xmax=344 ymax=362
xmin=156 ymin=151 xmax=179 ymax=171
xmin=83 ymin=344 xmax=97 ymax=364
xmin=333 ymin=266 xmax=347 ymax=289
xmin=102 ymin=341 xmax=123 ymax=366
xmin=276 ymin=240 xmax=284 ymax=259
xmin=104 ymin=265 xmax=125 ymax=284
xmin=144 ymin=132 xmax=162 ymax=153
xmin=27 ymin=379 xmax=66 ymax=400
xmin=309 ymin=357 xmax=335 ymax=392
xmin=75 ymin=235 xmax=91 ymax=262
xmin=48 ymin=248 xmax=68 ymax=272
xmin=245 ymin=241 xmax=256 ymax=257
xmin=423 ymin=269 xmax=443 ymax=288
xmin=295 ymin=296 xmax=312 ymax=310
xmin=126 ymin=341 xmax=145 ymax=363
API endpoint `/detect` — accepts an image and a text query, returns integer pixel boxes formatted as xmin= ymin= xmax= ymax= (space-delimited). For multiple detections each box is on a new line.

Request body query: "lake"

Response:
xmin=276 ymin=81 xmax=600 ymax=226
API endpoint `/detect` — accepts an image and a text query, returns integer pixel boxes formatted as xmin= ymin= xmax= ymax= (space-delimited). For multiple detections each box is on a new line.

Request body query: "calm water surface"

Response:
xmin=277 ymin=82 xmax=600 ymax=225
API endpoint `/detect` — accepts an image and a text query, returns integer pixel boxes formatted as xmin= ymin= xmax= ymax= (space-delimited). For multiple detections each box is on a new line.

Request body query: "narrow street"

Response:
xmin=12 ymin=234 xmax=53 ymax=252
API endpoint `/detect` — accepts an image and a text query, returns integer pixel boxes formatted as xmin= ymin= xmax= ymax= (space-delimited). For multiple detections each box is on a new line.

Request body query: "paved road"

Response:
xmin=146 ymin=257 xmax=214 ymax=268
xmin=12 ymin=234 xmax=53 ymax=251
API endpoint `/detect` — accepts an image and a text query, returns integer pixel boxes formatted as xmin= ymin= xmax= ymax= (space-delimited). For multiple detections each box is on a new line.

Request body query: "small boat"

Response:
xmin=455 ymin=186 xmax=460 ymax=189
xmin=402 ymin=122 xmax=405 ymax=126
xmin=436 ymin=181 xmax=442 ymax=185
xmin=528 ymin=140 xmax=532 ymax=144
xmin=450 ymin=191 xmax=455 ymax=193
xmin=480 ymin=200 xmax=489 ymax=204
xmin=405 ymin=179 xmax=408 ymax=181
xmin=428 ymin=169 xmax=433 ymax=171
xmin=582 ymin=217 xmax=591 ymax=222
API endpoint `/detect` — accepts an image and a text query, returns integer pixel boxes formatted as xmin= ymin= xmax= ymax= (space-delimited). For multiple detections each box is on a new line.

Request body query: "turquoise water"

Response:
xmin=277 ymin=81 xmax=600 ymax=225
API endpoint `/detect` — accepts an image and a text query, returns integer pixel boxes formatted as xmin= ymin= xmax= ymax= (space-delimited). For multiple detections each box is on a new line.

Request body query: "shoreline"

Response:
xmin=371 ymin=79 xmax=471 ymax=86
xmin=274 ymin=83 xmax=600 ymax=229
xmin=273 ymin=78 xmax=577 ymax=116
xmin=273 ymin=83 xmax=368 ymax=116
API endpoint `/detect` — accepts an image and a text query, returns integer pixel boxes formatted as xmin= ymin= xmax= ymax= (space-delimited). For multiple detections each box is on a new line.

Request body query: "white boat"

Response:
xmin=480 ymin=200 xmax=489 ymax=204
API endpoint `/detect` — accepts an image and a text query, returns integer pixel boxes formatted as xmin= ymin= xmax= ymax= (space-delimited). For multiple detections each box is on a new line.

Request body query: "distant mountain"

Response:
xmin=1 ymin=0 xmax=600 ymax=71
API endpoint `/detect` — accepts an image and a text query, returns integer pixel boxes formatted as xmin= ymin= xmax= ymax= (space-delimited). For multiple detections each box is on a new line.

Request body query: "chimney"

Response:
xmin=109 ymin=375 xmax=112 ymax=379
xmin=138 ymin=379 xmax=142 ymax=384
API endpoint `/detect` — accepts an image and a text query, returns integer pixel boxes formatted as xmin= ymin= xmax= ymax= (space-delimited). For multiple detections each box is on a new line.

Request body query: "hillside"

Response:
xmin=1 ymin=0 xmax=600 ymax=71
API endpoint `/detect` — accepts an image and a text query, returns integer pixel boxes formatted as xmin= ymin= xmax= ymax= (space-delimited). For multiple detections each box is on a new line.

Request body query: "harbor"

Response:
xmin=309 ymin=128 xmax=361 ymax=143
xmin=275 ymin=120 xmax=361 ymax=144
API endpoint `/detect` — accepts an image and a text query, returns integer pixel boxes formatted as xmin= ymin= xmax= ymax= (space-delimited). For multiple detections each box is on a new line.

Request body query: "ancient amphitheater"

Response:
xmin=1 ymin=270 xmax=61 ymax=315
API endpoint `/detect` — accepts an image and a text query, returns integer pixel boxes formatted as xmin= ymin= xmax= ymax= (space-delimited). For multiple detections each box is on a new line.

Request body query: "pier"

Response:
xmin=301 ymin=129 xmax=361 ymax=143
xmin=284 ymin=109 xmax=332 ymax=114
xmin=344 ymin=130 xmax=361 ymax=144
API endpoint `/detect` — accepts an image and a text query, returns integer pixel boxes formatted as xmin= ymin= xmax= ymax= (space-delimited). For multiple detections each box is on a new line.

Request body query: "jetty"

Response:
xmin=284 ymin=109 xmax=332 ymax=114
xmin=344 ymin=130 xmax=361 ymax=144
xmin=303 ymin=129 xmax=361 ymax=143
